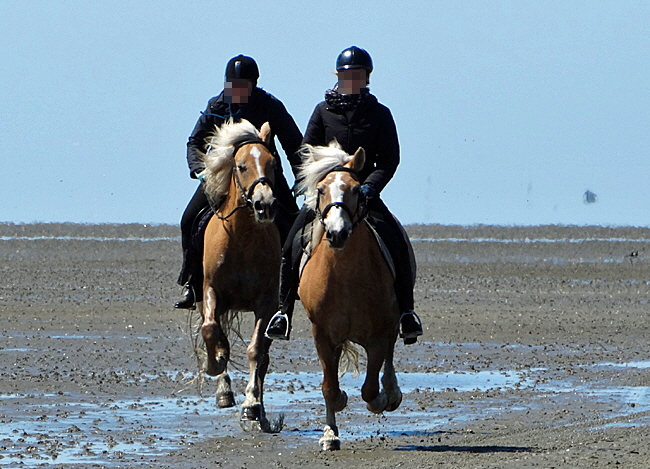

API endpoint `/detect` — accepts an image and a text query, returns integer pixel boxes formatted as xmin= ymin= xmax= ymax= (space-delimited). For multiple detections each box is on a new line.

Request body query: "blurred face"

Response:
xmin=337 ymin=69 xmax=367 ymax=95
xmin=224 ymin=81 xmax=253 ymax=103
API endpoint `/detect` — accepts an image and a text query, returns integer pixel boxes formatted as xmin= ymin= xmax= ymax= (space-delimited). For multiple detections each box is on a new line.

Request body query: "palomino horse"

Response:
xmin=296 ymin=142 xmax=403 ymax=450
xmin=198 ymin=119 xmax=280 ymax=431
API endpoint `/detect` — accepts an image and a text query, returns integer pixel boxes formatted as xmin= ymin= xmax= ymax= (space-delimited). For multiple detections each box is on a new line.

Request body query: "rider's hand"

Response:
xmin=360 ymin=183 xmax=377 ymax=200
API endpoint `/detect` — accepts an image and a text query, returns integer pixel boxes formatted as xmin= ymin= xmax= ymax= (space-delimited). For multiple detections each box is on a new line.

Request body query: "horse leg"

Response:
xmin=381 ymin=345 xmax=402 ymax=412
xmin=363 ymin=342 xmax=389 ymax=414
xmin=313 ymin=326 xmax=347 ymax=451
xmin=201 ymin=286 xmax=229 ymax=377
xmin=240 ymin=313 xmax=273 ymax=432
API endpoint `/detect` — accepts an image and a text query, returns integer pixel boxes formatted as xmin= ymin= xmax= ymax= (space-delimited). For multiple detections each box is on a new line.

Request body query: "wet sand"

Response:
xmin=2 ymin=222 xmax=650 ymax=468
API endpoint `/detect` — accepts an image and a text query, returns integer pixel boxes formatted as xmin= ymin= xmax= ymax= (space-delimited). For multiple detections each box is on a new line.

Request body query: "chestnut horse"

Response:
xmin=198 ymin=119 xmax=280 ymax=431
xmin=295 ymin=142 xmax=403 ymax=450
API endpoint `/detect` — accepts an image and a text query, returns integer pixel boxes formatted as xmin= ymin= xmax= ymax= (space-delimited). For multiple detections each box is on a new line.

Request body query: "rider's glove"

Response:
xmin=360 ymin=183 xmax=377 ymax=200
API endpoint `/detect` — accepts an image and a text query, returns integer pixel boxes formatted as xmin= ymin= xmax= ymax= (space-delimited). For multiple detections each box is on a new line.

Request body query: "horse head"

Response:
xmin=308 ymin=145 xmax=366 ymax=249
xmin=202 ymin=119 xmax=277 ymax=224
xmin=232 ymin=122 xmax=277 ymax=223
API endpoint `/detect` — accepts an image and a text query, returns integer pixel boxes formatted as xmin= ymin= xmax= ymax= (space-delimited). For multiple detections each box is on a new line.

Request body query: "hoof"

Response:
xmin=240 ymin=419 xmax=263 ymax=433
xmin=216 ymin=391 xmax=235 ymax=408
xmin=319 ymin=425 xmax=340 ymax=451
xmin=240 ymin=412 xmax=284 ymax=433
xmin=241 ymin=405 xmax=262 ymax=421
xmin=385 ymin=391 xmax=402 ymax=412
xmin=366 ymin=392 xmax=389 ymax=414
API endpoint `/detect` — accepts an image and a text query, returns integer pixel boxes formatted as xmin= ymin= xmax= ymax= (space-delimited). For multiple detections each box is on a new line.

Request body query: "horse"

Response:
xmin=295 ymin=141 xmax=403 ymax=450
xmin=197 ymin=118 xmax=281 ymax=432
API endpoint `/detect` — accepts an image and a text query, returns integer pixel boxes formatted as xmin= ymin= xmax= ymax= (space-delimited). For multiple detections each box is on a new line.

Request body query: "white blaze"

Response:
xmin=325 ymin=173 xmax=347 ymax=232
xmin=250 ymin=146 xmax=263 ymax=176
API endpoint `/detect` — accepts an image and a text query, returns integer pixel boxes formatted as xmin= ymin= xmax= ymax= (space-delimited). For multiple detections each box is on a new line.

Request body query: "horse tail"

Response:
xmin=339 ymin=341 xmax=360 ymax=378
xmin=219 ymin=310 xmax=245 ymax=342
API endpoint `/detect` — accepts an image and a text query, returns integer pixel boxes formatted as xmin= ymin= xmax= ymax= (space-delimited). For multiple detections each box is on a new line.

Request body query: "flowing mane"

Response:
xmin=201 ymin=119 xmax=262 ymax=203
xmin=296 ymin=140 xmax=354 ymax=210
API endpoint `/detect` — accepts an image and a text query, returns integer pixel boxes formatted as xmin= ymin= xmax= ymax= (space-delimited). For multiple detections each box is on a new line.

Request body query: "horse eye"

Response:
xmin=317 ymin=186 xmax=325 ymax=195
xmin=237 ymin=164 xmax=247 ymax=172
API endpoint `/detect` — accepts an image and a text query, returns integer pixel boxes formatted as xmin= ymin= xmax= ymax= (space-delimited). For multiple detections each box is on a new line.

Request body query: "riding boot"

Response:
xmin=400 ymin=310 xmax=423 ymax=345
xmin=174 ymin=283 xmax=196 ymax=310
xmin=395 ymin=281 xmax=423 ymax=344
xmin=175 ymin=247 xmax=202 ymax=310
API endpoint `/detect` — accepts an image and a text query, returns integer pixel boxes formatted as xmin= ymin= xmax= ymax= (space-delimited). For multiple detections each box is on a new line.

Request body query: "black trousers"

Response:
xmin=279 ymin=197 xmax=415 ymax=317
xmin=177 ymin=172 xmax=298 ymax=292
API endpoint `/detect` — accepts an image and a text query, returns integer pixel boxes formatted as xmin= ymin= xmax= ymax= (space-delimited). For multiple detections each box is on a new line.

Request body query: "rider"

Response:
xmin=175 ymin=54 xmax=303 ymax=309
xmin=265 ymin=46 xmax=424 ymax=344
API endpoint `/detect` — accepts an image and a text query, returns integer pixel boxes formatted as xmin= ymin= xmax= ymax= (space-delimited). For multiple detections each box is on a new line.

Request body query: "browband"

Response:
xmin=232 ymin=138 xmax=269 ymax=156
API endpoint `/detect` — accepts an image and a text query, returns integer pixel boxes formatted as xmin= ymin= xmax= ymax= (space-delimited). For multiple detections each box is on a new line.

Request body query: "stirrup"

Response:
xmin=265 ymin=311 xmax=291 ymax=340
xmin=399 ymin=310 xmax=423 ymax=344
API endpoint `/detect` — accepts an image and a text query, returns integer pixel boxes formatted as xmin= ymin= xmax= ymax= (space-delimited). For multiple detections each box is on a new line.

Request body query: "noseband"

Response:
xmin=316 ymin=166 xmax=366 ymax=226
xmin=216 ymin=139 xmax=275 ymax=220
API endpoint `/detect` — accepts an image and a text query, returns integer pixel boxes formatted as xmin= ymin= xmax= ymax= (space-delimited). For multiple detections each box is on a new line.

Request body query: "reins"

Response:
xmin=215 ymin=139 xmax=275 ymax=220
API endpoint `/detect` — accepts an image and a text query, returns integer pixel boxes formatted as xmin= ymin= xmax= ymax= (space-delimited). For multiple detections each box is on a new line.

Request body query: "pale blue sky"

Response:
xmin=1 ymin=1 xmax=649 ymax=226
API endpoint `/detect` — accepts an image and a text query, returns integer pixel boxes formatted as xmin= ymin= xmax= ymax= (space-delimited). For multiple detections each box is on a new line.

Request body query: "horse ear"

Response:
xmin=352 ymin=147 xmax=365 ymax=172
xmin=259 ymin=122 xmax=272 ymax=145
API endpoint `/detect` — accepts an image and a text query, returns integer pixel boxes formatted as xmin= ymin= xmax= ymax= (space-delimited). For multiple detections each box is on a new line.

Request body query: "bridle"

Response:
xmin=216 ymin=139 xmax=275 ymax=220
xmin=316 ymin=165 xmax=366 ymax=227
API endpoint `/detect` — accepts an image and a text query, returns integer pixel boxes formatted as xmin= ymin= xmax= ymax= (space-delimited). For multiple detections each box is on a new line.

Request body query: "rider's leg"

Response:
xmin=366 ymin=198 xmax=423 ymax=344
xmin=273 ymin=172 xmax=299 ymax=247
xmin=175 ymin=185 xmax=209 ymax=309
xmin=265 ymin=205 xmax=314 ymax=340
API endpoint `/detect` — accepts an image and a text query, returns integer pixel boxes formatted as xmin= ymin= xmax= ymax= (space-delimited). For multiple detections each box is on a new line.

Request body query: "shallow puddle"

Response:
xmin=2 ymin=359 xmax=650 ymax=466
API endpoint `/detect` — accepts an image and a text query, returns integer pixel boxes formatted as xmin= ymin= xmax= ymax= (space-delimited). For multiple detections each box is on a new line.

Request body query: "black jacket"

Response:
xmin=186 ymin=88 xmax=303 ymax=179
xmin=302 ymin=93 xmax=399 ymax=194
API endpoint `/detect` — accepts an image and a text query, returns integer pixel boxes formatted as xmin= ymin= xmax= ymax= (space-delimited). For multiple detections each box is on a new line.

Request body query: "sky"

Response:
xmin=1 ymin=1 xmax=649 ymax=227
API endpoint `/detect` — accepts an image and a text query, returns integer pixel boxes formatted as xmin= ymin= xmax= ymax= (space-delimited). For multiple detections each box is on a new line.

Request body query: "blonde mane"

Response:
xmin=296 ymin=140 xmax=354 ymax=210
xmin=200 ymin=119 xmax=262 ymax=204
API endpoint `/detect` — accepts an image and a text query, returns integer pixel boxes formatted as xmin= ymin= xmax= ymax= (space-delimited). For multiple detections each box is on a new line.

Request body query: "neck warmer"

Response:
xmin=325 ymin=84 xmax=371 ymax=111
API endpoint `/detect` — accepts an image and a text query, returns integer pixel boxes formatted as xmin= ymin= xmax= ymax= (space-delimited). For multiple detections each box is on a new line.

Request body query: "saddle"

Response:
xmin=191 ymin=206 xmax=215 ymax=253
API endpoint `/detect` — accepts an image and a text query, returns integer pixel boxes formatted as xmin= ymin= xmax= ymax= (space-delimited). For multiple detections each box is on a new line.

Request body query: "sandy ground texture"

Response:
xmin=2 ymin=222 xmax=650 ymax=468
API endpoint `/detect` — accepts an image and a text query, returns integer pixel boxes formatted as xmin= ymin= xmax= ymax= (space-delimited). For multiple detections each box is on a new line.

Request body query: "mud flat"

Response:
xmin=1 ymin=222 xmax=650 ymax=468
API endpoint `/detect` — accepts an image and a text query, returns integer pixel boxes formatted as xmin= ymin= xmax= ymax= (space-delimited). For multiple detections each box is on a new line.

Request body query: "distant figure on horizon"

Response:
xmin=583 ymin=190 xmax=597 ymax=204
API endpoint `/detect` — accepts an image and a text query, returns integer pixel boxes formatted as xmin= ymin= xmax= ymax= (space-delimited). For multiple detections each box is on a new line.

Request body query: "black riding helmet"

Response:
xmin=336 ymin=46 xmax=373 ymax=74
xmin=225 ymin=55 xmax=259 ymax=82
